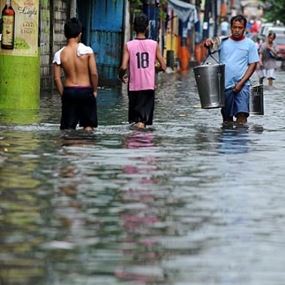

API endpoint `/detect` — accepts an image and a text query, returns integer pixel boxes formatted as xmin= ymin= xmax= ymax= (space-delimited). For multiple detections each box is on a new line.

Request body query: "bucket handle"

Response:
xmin=202 ymin=47 xmax=220 ymax=65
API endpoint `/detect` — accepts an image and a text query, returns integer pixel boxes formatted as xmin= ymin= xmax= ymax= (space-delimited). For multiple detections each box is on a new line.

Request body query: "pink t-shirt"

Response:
xmin=127 ymin=39 xmax=157 ymax=91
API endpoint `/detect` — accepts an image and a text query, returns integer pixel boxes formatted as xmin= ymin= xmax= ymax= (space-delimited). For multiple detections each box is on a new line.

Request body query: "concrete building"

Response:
xmin=40 ymin=0 xmax=74 ymax=90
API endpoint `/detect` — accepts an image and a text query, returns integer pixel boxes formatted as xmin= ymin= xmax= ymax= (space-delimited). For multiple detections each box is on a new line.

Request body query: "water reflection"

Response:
xmin=117 ymin=130 xmax=166 ymax=283
xmin=0 ymin=130 xmax=45 ymax=285
xmin=218 ymin=125 xmax=251 ymax=154
xmin=193 ymin=123 xmax=264 ymax=155
xmin=123 ymin=130 xmax=154 ymax=149
xmin=218 ymin=124 xmax=264 ymax=155
xmin=0 ymin=69 xmax=285 ymax=285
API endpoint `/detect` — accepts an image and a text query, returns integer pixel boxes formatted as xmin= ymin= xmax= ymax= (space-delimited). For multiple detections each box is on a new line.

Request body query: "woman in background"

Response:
xmin=259 ymin=32 xmax=278 ymax=87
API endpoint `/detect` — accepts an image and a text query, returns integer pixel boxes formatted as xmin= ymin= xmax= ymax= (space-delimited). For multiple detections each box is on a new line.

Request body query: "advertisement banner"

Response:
xmin=0 ymin=0 xmax=39 ymax=56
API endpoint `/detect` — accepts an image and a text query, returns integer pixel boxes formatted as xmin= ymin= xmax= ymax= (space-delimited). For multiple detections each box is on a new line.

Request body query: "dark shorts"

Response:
xmin=221 ymin=85 xmax=250 ymax=120
xmin=128 ymin=89 xmax=155 ymax=125
xmin=61 ymin=87 xmax=98 ymax=130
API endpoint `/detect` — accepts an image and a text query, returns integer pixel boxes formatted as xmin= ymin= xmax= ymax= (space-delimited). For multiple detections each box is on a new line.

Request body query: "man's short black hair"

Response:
xmin=230 ymin=15 xmax=247 ymax=28
xmin=64 ymin=18 xmax=82 ymax=39
xmin=134 ymin=13 xmax=149 ymax=33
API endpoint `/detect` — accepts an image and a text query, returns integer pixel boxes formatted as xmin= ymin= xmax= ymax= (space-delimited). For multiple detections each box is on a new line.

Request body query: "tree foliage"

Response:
xmin=128 ymin=0 xmax=168 ymax=19
xmin=262 ymin=0 xmax=285 ymax=24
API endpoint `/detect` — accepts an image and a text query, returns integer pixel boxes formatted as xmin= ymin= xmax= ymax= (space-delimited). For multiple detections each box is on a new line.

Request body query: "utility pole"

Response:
xmin=202 ymin=0 xmax=211 ymax=39
xmin=213 ymin=0 xmax=218 ymax=36
xmin=0 ymin=0 xmax=40 ymax=109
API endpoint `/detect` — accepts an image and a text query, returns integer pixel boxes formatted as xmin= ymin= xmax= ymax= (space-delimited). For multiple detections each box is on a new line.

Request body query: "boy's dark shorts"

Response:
xmin=61 ymin=87 xmax=98 ymax=130
xmin=128 ymin=89 xmax=155 ymax=125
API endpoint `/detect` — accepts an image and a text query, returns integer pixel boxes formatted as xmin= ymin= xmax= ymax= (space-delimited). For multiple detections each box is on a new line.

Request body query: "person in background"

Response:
xmin=119 ymin=13 xmax=166 ymax=129
xmin=220 ymin=17 xmax=230 ymax=36
xmin=250 ymin=18 xmax=261 ymax=35
xmin=259 ymin=32 xmax=278 ymax=87
xmin=53 ymin=18 xmax=98 ymax=131
xmin=205 ymin=15 xmax=259 ymax=126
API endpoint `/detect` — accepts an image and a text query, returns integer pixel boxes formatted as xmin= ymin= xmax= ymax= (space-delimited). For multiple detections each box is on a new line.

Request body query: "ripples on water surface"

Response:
xmin=1 ymin=70 xmax=285 ymax=285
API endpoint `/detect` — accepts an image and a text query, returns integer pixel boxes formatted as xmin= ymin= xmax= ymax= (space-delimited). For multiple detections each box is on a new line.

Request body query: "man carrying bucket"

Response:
xmin=204 ymin=15 xmax=259 ymax=125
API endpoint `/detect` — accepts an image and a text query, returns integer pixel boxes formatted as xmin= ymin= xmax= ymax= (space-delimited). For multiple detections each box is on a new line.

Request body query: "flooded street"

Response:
xmin=1 ymin=68 xmax=285 ymax=285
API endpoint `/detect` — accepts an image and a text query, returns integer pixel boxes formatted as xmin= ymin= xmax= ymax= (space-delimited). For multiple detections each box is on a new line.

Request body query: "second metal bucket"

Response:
xmin=193 ymin=63 xmax=225 ymax=109
xmin=250 ymin=84 xmax=264 ymax=115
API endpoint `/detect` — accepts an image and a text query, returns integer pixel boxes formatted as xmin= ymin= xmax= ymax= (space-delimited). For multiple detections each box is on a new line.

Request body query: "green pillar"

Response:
xmin=0 ymin=0 xmax=40 ymax=109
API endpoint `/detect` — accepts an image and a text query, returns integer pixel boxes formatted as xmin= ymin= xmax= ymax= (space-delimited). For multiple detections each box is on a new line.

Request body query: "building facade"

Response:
xmin=39 ymin=0 xmax=127 ymax=90
xmin=40 ymin=0 xmax=72 ymax=90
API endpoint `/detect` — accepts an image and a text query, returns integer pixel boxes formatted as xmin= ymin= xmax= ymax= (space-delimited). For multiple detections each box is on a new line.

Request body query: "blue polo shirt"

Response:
xmin=219 ymin=37 xmax=259 ymax=89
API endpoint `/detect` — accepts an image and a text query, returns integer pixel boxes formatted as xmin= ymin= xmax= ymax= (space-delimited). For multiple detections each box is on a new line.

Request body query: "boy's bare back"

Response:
xmin=61 ymin=44 xmax=93 ymax=87
xmin=53 ymin=41 xmax=98 ymax=96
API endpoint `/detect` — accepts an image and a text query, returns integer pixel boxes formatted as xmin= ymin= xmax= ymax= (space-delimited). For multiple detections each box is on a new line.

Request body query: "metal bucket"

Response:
xmin=250 ymin=84 xmax=264 ymax=115
xmin=193 ymin=63 xmax=225 ymax=109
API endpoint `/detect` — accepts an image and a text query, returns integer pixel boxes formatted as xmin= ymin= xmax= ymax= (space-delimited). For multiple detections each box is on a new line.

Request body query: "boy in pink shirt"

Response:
xmin=119 ymin=13 xmax=166 ymax=129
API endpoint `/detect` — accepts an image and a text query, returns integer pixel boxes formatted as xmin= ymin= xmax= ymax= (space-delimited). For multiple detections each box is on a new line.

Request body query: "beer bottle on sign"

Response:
xmin=1 ymin=0 xmax=15 ymax=49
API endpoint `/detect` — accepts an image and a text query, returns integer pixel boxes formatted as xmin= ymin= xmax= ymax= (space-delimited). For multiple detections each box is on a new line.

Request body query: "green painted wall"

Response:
xmin=0 ymin=54 xmax=40 ymax=109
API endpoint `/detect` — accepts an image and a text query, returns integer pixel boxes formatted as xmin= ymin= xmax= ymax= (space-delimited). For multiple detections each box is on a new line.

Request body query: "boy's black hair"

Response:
xmin=134 ymin=13 xmax=149 ymax=33
xmin=64 ymin=17 xmax=82 ymax=39
xmin=230 ymin=15 xmax=247 ymax=28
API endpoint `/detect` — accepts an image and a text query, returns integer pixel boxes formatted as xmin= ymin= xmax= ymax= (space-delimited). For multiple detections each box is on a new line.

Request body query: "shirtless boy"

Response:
xmin=53 ymin=18 xmax=98 ymax=131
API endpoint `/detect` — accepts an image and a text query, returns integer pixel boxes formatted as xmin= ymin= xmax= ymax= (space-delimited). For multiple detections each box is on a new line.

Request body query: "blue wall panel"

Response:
xmin=90 ymin=0 xmax=125 ymax=85
xmin=91 ymin=31 xmax=123 ymax=84
xmin=91 ymin=0 xmax=124 ymax=32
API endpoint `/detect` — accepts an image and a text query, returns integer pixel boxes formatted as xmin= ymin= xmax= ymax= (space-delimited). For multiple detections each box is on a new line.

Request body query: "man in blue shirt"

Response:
xmin=205 ymin=15 xmax=259 ymax=125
